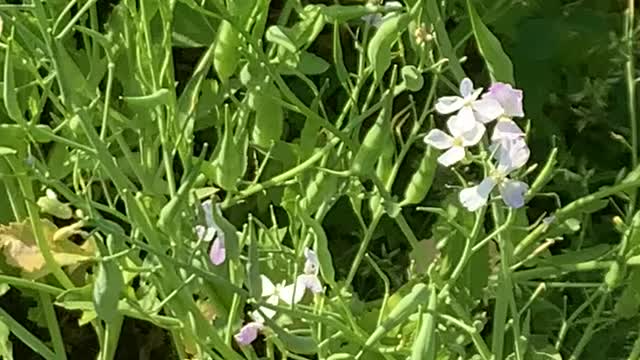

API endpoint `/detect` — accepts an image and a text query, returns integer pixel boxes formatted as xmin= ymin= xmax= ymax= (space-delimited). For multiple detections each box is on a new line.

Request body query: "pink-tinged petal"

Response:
xmin=459 ymin=178 xmax=496 ymax=211
xmin=472 ymin=98 xmax=503 ymax=122
xmin=499 ymin=180 xmax=529 ymax=208
xmin=495 ymin=138 xmax=530 ymax=174
xmin=459 ymin=122 xmax=486 ymax=147
xmin=279 ymin=282 xmax=306 ymax=305
xmin=424 ymin=129 xmax=454 ymax=150
xmin=486 ymin=83 xmax=524 ymax=117
xmin=435 ymin=96 xmax=465 ymax=114
xmin=304 ymin=248 xmax=319 ymax=275
xmin=437 ymin=146 xmax=465 ymax=167
xmin=234 ymin=322 xmax=264 ymax=346
xmin=209 ymin=236 xmax=226 ymax=265
xmin=491 ymin=118 xmax=524 ymax=141
xmin=297 ymin=274 xmax=323 ymax=294
xmin=260 ymin=275 xmax=276 ymax=298
xmin=459 ymin=78 xmax=474 ymax=98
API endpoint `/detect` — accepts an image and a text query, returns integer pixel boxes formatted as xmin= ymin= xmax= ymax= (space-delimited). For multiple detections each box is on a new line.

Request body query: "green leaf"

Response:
xmin=266 ymin=26 xmax=298 ymax=53
xmin=298 ymin=52 xmax=330 ymax=75
xmin=466 ymin=0 xmax=514 ymax=83
xmin=92 ymin=259 xmax=124 ymax=323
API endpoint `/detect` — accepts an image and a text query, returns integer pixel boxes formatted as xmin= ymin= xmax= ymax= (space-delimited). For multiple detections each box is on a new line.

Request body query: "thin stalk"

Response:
xmin=568 ymin=289 xmax=608 ymax=360
xmin=39 ymin=293 xmax=67 ymax=360
xmin=100 ymin=316 xmax=124 ymax=360
xmin=490 ymin=204 xmax=523 ymax=360
xmin=626 ymin=0 xmax=638 ymax=216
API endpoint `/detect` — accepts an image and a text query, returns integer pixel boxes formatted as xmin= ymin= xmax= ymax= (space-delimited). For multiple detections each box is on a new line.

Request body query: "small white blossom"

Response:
xmin=234 ymin=249 xmax=323 ymax=346
xmin=435 ymin=78 xmax=503 ymax=131
xmin=424 ymin=115 xmax=485 ymax=166
xmin=459 ymin=138 xmax=530 ymax=211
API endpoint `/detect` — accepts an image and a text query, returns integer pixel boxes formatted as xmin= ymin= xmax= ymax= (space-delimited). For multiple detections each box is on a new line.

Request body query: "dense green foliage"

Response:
xmin=0 ymin=0 xmax=638 ymax=359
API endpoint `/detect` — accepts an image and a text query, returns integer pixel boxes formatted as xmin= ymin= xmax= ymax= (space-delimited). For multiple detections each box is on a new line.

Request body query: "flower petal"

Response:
xmin=297 ymin=274 xmax=323 ymax=294
xmin=424 ymin=129 xmax=454 ymax=149
xmin=499 ymin=180 xmax=529 ymax=208
xmin=472 ymin=98 xmax=503 ymax=122
xmin=209 ymin=236 xmax=226 ymax=265
xmin=260 ymin=275 xmax=276 ymax=298
xmin=491 ymin=118 xmax=524 ymax=142
xmin=459 ymin=177 xmax=496 ymax=211
xmin=260 ymin=295 xmax=278 ymax=319
xmin=485 ymin=83 xmax=524 ymax=117
xmin=437 ymin=146 xmax=465 ymax=167
xmin=279 ymin=282 xmax=306 ymax=305
xmin=234 ymin=322 xmax=264 ymax=346
xmin=454 ymin=106 xmax=477 ymax=132
xmin=304 ymin=248 xmax=319 ymax=275
xmin=495 ymin=137 xmax=530 ymax=174
xmin=435 ymin=96 xmax=465 ymax=114
xmin=459 ymin=122 xmax=486 ymax=147
xmin=201 ymin=200 xmax=214 ymax=227
xmin=459 ymin=78 xmax=474 ymax=98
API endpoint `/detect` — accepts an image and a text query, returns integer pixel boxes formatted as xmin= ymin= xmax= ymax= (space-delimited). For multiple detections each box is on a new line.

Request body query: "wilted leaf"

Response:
xmin=0 ymin=220 xmax=95 ymax=279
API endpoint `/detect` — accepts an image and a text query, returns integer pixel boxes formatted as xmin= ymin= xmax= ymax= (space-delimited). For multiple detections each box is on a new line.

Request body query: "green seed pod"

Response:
xmin=403 ymin=143 xmax=438 ymax=205
xmin=213 ymin=20 xmax=242 ymax=82
xmin=351 ymin=91 xmax=393 ymax=176
xmin=410 ymin=284 xmax=438 ymax=360
xmin=365 ymin=283 xmax=428 ymax=347
xmin=605 ymin=260 xmax=625 ymax=291
xmin=300 ymin=170 xmax=337 ymax=215
xmin=367 ymin=14 xmax=410 ymax=81
xmin=210 ymin=107 xmax=248 ymax=191
xmin=250 ymin=81 xmax=284 ymax=148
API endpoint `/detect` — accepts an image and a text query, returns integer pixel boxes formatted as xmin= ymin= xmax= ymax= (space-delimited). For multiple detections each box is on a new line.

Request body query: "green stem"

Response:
xmin=39 ymin=293 xmax=67 ymax=360
xmin=0 ymin=307 xmax=57 ymax=360
xmin=626 ymin=0 xmax=638 ymax=217
xmin=490 ymin=205 xmax=523 ymax=360
xmin=568 ymin=289 xmax=608 ymax=360
xmin=100 ymin=316 xmax=124 ymax=360
xmin=345 ymin=208 xmax=384 ymax=288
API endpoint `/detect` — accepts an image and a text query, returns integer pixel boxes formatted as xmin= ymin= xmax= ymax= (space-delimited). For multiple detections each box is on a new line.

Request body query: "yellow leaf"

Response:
xmin=0 ymin=219 xmax=94 ymax=279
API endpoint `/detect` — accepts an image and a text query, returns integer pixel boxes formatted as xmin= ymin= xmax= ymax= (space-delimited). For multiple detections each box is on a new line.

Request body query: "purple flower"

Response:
xmin=234 ymin=321 xmax=264 ymax=346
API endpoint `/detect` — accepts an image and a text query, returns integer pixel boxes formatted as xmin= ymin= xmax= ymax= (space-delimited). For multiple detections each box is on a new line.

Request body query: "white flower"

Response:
xmin=297 ymin=248 xmax=323 ymax=294
xmin=259 ymin=275 xmax=305 ymax=319
xmin=492 ymin=118 xmax=525 ymax=142
xmin=362 ymin=1 xmax=403 ymax=28
xmin=459 ymin=138 xmax=530 ymax=211
xmin=435 ymin=78 xmax=503 ymax=131
xmin=424 ymin=115 xmax=486 ymax=166
xmin=234 ymin=249 xmax=323 ymax=346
